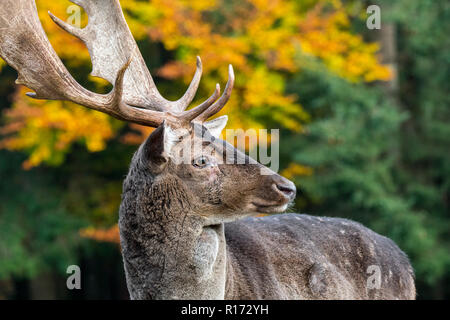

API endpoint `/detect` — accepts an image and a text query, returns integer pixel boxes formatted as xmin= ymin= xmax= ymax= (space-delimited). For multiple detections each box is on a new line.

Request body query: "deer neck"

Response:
xmin=119 ymin=172 xmax=227 ymax=300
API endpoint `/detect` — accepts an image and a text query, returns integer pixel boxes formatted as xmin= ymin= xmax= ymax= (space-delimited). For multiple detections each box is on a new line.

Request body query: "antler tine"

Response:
xmin=173 ymin=56 xmax=203 ymax=112
xmin=179 ymin=84 xmax=221 ymax=123
xmin=100 ymin=58 xmax=188 ymax=127
xmin=48 ymin=11 xmax=85 ymax=40
xmin=194 ymin=65 xmax=235 ymax=122
xmin=112 ymin=59 xmax=167 ymax=127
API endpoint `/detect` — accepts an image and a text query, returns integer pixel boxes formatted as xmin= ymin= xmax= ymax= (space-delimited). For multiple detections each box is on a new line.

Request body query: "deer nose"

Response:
xmin=274 ymin=180 xmax=296 ymax=200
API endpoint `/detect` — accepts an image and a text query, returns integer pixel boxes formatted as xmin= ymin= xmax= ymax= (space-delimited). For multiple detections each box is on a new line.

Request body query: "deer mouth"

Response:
xmin=251 ymin=202 xmax=289 ymax=214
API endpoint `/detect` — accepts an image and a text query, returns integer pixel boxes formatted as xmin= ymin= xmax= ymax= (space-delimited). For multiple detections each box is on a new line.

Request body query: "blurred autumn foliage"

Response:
xmin=1 ymin=0 xmax=449 ymax=299
xmin=80 ymin=225 xmax=120 ymax=244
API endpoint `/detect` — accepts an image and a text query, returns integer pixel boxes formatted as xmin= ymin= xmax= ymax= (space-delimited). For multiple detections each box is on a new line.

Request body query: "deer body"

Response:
xmin=1 ymin=0 xmax=416 ymax=300
xmin=224 ymin=215 xmax=415 ymax=299
xmin=119 ymin=171 xmax=416 ymax=300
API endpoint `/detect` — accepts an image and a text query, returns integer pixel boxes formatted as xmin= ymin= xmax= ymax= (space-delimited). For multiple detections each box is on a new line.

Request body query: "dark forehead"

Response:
xmin=191 ymin=123 xmax=255 ymax=164
xmin=192 ymin=122 xmax=224 ymax=148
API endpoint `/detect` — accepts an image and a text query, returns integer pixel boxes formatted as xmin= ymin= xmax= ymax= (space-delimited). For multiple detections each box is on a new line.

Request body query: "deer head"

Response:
xmin=134 ymin=120 xmax=296 ymax=226
xmin=0 ymin=0 xmax=296 ymax=224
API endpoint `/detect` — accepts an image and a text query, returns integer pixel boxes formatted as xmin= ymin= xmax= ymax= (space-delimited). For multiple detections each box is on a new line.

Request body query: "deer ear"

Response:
xmin=142 ymin=122 xmax=179 ymax=170
xmin=203 ymin=116 xmax=228 ymax=138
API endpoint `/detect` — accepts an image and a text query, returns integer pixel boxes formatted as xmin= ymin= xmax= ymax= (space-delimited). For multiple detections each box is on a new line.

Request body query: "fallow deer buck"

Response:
xmin=0 ymin=0 xmax=415 ymax=299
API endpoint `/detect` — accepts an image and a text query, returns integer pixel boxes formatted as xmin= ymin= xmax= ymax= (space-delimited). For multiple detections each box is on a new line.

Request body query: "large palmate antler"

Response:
xmin=0 ymin=0 xmax=234 ymax=127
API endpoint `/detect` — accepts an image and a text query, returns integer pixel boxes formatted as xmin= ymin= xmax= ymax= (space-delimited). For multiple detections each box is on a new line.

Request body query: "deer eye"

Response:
xmin=192 ymin=156 xmax=210 ymax=168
